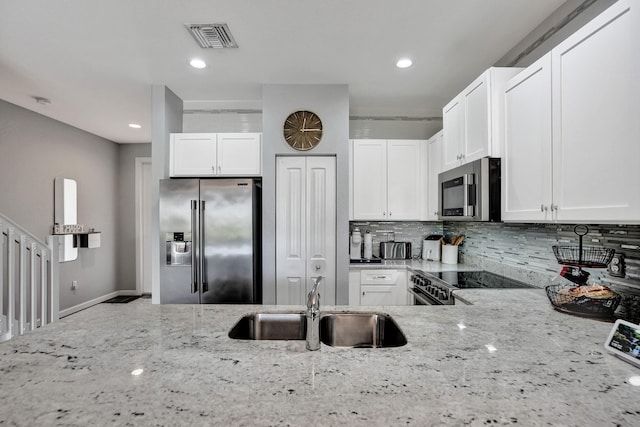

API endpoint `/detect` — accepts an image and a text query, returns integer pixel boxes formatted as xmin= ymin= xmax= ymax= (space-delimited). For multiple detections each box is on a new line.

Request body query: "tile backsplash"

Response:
xmin=349 ymin=220 xmax=640 ymax=321
xmin=349 ymin=221 xmax=442 ymax=258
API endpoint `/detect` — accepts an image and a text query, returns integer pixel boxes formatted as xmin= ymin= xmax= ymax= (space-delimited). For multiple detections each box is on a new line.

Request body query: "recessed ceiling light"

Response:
xmin=396 ymin=58 xmax=413 ymax=69
xmin=189 ymin=58 xmax=207 ymax=69
xmin=128 ymin=123 xmax=142 ymax=129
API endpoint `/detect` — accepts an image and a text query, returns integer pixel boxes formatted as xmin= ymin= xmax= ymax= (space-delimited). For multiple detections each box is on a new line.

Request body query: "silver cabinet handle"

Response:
xmin=211 ymin=166 xmax=215 ymax=172
xmin=389 ymin=211 xmax=392 ymax=217
xmin=550 ymin=204 xmax=558 ymax=211
xmin=541 ymin=204 xmax=548 ymax=212
xmin=218 ymin=165 xmax=221 ymax=173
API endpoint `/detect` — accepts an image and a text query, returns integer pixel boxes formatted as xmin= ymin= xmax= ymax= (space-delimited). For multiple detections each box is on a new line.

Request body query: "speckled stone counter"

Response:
xmin=1 ymin=299 xmax=639 ymax=426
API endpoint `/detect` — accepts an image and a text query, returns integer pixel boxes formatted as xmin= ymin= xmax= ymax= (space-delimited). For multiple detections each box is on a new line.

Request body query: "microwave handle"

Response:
xmin=463 ymin=173 xmax=474 ymax=217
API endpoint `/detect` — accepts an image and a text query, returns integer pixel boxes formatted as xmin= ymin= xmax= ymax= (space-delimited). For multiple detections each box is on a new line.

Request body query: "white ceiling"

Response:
xmin=0 ymin=0 xmax=566 ymax=143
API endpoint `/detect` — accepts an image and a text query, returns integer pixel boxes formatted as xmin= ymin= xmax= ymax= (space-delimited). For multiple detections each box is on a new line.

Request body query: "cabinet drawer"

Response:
xmin=360 ymin=269 xmax=400 ymax=285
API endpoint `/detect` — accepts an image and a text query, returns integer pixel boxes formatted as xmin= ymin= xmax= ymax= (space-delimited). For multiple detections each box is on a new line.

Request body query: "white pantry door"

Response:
xmin=276 ymin=156 xmax=336 ymax=305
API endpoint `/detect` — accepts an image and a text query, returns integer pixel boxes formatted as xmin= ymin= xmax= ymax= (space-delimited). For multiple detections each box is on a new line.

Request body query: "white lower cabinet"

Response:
xmin=503 ymin=0 xmax=640 ymax=223
xmin=353 ymin=269 xmax=407 ymax=306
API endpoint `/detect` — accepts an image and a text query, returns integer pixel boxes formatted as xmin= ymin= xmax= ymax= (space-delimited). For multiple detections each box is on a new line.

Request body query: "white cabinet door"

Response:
xmin=387 ymin=140 xmax=421 ymax=220
xmin=170 ymin=133 xmax=217 ymax=177
xmin=463 ymin=72 xmax=490 ymax=163
xmin=442 ymin=96 xmax=464 ymax=171
xmin=442 ymin=68 xmax=522 ymax=173
xmin=503 ymin=54 xmax=553 ymax=222
xmin=361 ymin=286 xmax=397 ymax=306
xmin=552 ymin=0 xmax=640 ymax=222
xmin=352 ymin=140 xmax=387 ymax=220
xmin=217 ymin=133 xmax=261 ymax=176
xmin=426 ymin=131 xmax=443 ymax=220
xmin=276 ymin=156 xmax=336 ymax=305
xmin=359 ymin=269 xmax=405 ymax=305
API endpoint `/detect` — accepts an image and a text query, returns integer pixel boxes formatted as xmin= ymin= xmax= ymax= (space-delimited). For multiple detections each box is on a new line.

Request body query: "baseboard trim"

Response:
xmin=59 ymin=290 xmax=142 ymax=318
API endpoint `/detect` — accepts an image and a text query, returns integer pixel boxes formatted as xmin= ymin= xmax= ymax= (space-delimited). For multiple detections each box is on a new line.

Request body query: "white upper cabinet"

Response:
xmin=551 ymin=0 xmax=639 ymax=223
xmin=503 ymin=54 xmax=553 ymax=221
xmin=170 ymin=133 xmax=218 ymax=176
xmin=425 ymin=130 xmax=443 ymax=221
xmin=170 ymin=133 xmax=262 ymax=177
xmin=442 ymin=97 xmax=464 ymax=171
xmin=351 ymin=139 xmax=422 ymax=221
xmin=503 ymin=0 xmax=640 ymax=223
xmin=442 ymin=67 xmax=522 ymax=172
xmin=216 ymin=133 xmax=262 ymax=176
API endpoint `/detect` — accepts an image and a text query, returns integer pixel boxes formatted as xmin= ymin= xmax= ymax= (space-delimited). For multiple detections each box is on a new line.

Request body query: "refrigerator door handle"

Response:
xmin=190 ymin=200 xmax=198 ymax=294
xmin=200 ymin=200 xmax=208 ymax=293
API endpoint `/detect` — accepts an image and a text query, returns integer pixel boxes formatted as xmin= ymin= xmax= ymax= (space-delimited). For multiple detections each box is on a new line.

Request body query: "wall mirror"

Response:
xmin=54 ymin=177 xmax=78 ymax=262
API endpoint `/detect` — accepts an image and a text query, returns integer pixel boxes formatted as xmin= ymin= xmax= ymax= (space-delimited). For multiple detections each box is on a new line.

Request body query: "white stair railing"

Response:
xmin=1 ymin=213 xmax=58 ymax=342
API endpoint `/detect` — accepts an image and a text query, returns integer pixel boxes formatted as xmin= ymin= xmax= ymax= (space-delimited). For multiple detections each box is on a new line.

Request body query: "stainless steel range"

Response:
xmin=409 ymin=270 xmax=534 ymax=305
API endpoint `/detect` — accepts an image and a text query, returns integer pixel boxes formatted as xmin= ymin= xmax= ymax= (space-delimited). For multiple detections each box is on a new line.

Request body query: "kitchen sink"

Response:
xmin=228 ymin=312 xmax=306 ymax=340
xmin=320 ymin=312 xmax=407 ymax=348
xmin=228 ymin=311 xmax=407 ymax=348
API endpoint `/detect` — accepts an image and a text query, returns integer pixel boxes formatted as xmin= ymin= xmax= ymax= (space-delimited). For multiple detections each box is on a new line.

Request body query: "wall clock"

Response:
xmin=283 ymin=110 xmax=323 ymax=151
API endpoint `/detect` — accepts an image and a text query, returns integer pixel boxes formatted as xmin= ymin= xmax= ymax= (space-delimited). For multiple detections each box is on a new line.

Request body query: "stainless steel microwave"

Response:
xmin=438 ymin=157 xmax=501 ymax=222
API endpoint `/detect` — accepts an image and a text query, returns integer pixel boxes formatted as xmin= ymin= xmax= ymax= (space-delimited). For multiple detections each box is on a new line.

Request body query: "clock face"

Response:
xmin=283 ymin=110 xmax=323 ymax=151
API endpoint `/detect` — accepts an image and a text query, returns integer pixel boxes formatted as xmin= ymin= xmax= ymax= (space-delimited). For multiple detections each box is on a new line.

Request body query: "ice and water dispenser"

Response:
xmin=165 ymin=232 xmax=192 ymax=266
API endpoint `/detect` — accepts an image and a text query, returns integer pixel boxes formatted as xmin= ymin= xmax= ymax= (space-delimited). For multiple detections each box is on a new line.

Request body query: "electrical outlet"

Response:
xmin=607 ymin=254 xmax=625 ymax=278
xmin=71 ymin=280 xmax=78 ymax=290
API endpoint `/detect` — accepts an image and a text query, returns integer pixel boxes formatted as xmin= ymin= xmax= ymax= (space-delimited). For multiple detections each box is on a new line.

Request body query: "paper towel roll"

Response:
xmin=363 ymin=231 xmax=373 ymax=259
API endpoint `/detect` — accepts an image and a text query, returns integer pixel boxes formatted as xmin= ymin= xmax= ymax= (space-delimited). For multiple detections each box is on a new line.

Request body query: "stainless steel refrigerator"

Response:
xmin=159 ymin=178 xmax=262 ymax=304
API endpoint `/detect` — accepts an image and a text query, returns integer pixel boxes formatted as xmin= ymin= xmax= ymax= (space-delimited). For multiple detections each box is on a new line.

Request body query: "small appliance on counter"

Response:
xmin=380 ymin=242 xmax=411 ymax=259
xmin=422 ymin=234 xmax=443 ymax=261
xmin=350 ymin=228 xmax=362 ymax=260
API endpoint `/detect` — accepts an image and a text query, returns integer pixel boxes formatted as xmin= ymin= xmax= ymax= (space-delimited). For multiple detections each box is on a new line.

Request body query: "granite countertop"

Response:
xmin=1 ymin=298 xmax=639 ymax=426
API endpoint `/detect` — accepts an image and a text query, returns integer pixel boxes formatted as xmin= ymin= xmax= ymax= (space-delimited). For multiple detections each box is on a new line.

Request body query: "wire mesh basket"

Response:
xmin=552 ymin=246 xmax=615 ymax=268
xmin=545 ymin=284 xmax=621 ymax=318
xmin=552 ymin=225 xmax=615 ymax=268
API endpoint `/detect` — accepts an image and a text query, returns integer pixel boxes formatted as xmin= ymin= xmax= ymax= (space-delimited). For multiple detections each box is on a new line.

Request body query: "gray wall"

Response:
xmin=184 ymin=112 xmax=443 ymax=141
xmin=262 ymin=84 xmax=350 ymax=304
xmin=150 ymin=85 xmax=183 ymax=304
xmin=0 ymin=100 xmax=119 ymax=311
xmin=496 ymin=0 xmax=619 ymax=67
xmin=117 ymin=143 xmax=151 ymax=290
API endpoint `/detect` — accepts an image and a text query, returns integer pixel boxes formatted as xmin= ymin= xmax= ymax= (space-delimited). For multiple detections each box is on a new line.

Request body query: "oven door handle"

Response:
xmin=408 ymin=288 xmax=436 ymax=305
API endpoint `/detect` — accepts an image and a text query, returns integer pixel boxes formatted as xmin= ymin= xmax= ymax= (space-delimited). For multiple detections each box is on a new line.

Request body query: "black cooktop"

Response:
xmin=425 ymin=270 xmax=534 ymax=289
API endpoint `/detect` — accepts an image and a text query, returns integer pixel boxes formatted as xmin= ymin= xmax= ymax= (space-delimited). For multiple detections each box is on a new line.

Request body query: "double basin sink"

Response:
xmin=228 ymin=311 xmax=407 ymax=348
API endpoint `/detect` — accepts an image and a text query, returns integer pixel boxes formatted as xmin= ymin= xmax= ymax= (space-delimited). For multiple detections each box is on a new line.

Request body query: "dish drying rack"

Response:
xmin=545 ymin=225 xmax=620 ymax=319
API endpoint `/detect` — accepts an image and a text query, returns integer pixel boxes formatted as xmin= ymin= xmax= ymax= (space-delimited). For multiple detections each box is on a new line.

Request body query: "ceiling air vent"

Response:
xmin=185 ymin=23 xmax=238 ymax=48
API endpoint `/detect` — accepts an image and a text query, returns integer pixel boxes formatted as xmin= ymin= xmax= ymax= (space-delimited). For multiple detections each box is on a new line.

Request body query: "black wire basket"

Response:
xmin=552 ymin=246 xmax=615 ymax=268
xmin=552 ymin=225 xmax=615 ymax=268
xmin=545 ymin=284 xmax=621 ymax=319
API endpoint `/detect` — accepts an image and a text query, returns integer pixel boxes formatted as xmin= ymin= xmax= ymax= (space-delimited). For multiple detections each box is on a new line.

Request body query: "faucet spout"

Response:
xmin=306 ymin=276 xmax=322 ymax=351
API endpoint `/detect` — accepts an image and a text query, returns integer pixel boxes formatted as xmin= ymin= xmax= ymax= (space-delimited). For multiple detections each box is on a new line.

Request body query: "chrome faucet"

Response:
xmin=306 ymin=276 xmax=322 ymax=351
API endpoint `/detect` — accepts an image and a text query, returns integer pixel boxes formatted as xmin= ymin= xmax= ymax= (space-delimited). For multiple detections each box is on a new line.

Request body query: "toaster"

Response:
xmin=379 ymin=242 xmax=412 ymax=259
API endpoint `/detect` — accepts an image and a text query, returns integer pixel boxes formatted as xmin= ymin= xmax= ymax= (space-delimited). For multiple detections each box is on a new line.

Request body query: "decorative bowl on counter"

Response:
xmin=545 ymin=283 xmax=621 ymax=319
